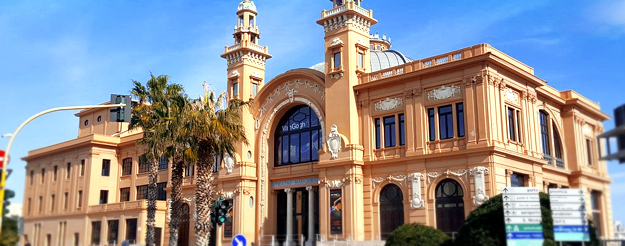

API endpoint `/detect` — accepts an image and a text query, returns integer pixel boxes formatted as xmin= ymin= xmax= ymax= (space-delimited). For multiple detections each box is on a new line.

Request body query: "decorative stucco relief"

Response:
xmin=426 ymin=169 xmax=468 ymax=184
xmin=224 ymin=154 xmax=234 ymax=174
xmin=374 ymin=97 xmax=403 ymax=111
xmin=504 ymin=87 xmax=520 ymax=104
xmin=470 ymin=166 xmax=490 ymax=205
xmin=357 ymin=38 xmax=366 ymax=46
xmin=583 ymin=124 xmax=593 ymax=136
xmin=251 ymin=70 xmax=261 ymax=79
xmin=323 ymin=15 xmax=349 ymax=33
xmin=331 ymin=37 xmax=344 ymax=46
xmin=409 ymin=173 xmax=425 ymax=209
xmin=327 ymin=124 xmax=342 ymax=159
xmin=230 ymin=70 xmax=240 ymax=78
xmin=371 ymin=175 xmax=407 ymax=189
xmin=427 ymin=85 xmax=461 ymax=101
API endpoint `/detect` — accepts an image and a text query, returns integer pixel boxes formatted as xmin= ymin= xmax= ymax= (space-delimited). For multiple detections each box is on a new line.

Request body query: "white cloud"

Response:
xmin=586 ymin=0 xmax=625 ymax=32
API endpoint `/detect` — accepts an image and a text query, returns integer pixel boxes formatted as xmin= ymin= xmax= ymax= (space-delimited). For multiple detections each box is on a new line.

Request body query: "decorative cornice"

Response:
xmin=330 ymin=37 xmax=344 ymax=46
xmin=427 ymin=169 xmax=468 ymax=183
xmin=504 ymin=87 xmax=520 ymax=104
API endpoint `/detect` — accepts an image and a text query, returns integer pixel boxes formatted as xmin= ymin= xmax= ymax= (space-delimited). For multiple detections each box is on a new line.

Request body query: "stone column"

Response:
xmin=306 ymin=186 xmax=315 ymax=246
xmin=285 ymin=188 xmax=294 ymax=246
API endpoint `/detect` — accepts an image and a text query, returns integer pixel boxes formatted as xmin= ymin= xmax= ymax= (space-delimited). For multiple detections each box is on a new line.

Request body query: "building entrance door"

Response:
xmin=276 ymin=187 xmax=319 ymax=246
xmin=379 ymin=184 xmax=404 ymax=240
xmin=435 ymin=179 xmax=465 ymax=236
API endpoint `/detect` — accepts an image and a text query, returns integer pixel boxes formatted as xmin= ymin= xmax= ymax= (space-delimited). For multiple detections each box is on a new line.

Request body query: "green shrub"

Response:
xmin=453 ymin=193 xmax=600 ymax=246
xmin=385 ymin=223 xmax=450 ymax=246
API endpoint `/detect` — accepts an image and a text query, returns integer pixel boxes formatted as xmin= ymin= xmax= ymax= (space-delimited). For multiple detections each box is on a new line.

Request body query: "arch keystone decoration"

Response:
xmin=327 ymin=124 xmax=342 ymax=159
xmin=408 ymin=173 xmax=425 ymax=209
xmin=470 ymin=166 xmax=490 ymax=205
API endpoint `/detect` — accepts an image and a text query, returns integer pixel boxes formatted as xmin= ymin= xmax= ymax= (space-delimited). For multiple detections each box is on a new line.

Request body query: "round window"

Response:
xmin=97 ymin=116 xmax=102 ymax=122
xmin=84 ymin=120 xmax=89 ymax=126
xmin=247 ymin=151 xmax=252 ymax=160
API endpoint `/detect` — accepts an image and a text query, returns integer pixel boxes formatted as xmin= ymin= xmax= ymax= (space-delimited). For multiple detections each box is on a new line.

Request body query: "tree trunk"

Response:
xmin=168 ymin=154 xmax=185 ymax=246
xmin=194 ymin=148 xmax=215 ymax=246
xmin=146 ymin=157 xmax=159 ymax=246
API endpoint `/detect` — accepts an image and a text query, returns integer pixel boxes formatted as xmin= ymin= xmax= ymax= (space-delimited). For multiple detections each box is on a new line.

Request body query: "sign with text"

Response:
xmin=502 ymin=187 xmax=544 ymax=246
xmin=549 ymin=188 xmax=590 ymax=242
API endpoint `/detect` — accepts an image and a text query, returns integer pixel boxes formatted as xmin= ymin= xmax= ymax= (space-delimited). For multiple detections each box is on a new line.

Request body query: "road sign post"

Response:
xmin=549 ymin=188 xmax=590 ymax=242
xmin=502 ymin=187 xmax=544 ymax=246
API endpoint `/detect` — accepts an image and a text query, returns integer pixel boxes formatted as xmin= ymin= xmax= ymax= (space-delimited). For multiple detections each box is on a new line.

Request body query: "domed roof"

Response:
xmin=237 ymin=0 xmax=257 ymax=13
xmin=308 ymin=49 xmax=413 ymax=74
xmin=370 ymin=50 xmax=412 ymax=72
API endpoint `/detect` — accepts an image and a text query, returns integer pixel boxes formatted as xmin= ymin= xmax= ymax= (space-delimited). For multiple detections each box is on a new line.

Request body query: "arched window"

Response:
xmin=552 ymin=122 xmax=564 ymax=168
xmin=380 ymin=184 xmax=404 ymax=239
xmin=539 ymin=110 xmax=565 ymax=168
xmin=435 ymin=179 xmax=465 ymax=235
xmin=274 ymin=106 xmax=322 ymax=166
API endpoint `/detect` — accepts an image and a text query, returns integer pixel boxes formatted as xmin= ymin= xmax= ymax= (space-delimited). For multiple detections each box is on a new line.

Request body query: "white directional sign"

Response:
xmin=549 ymin=188 xmax=590 ymax=242
xmin=502 ymin=187 xmax=544 ymax=246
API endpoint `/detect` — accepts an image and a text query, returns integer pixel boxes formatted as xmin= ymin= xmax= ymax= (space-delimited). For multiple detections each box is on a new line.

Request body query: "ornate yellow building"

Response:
xmin=22 ymin=0 xmax=613 ymax=245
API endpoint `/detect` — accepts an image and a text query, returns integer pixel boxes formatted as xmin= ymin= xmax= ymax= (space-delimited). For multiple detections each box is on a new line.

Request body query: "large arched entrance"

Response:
xmin=379 ymin=184 xmax=404 ymax=240
xmin=435 ymin=179 xmax=465 ymax=236
xmin=178 ymin=203 xmax=190 ymax=246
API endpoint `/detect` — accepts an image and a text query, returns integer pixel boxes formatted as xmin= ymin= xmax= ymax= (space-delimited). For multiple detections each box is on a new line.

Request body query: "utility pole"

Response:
xmin=0 ymin=100 xmax=130 ymax=234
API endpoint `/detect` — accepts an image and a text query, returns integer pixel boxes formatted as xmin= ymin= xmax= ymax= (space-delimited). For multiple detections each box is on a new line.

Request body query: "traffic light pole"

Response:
xmin=0 ymin=103 xmax=126 ymax=233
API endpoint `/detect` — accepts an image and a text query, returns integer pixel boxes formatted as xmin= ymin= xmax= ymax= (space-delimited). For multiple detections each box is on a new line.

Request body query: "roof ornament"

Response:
xmin=237 ymin=0 xmax=257 ymax=12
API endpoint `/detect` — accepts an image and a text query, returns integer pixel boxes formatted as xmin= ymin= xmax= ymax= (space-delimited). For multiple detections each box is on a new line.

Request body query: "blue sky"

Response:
xmin=1 ymin=0 xmax=624 ymax=226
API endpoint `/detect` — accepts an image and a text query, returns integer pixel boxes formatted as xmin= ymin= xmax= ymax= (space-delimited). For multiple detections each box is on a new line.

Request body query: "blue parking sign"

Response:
xmin=232 ymin=234 xmax=247 ymax=246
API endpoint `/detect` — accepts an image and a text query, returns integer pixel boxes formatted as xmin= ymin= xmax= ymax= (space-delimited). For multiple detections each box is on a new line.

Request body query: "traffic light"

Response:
xmin=217 ymin=199 xmax=230 ymax=225
xmin=210 ymin=201 xmax=218 ymax=226
xmin=110 ymin=94 xmax=132 ymax=122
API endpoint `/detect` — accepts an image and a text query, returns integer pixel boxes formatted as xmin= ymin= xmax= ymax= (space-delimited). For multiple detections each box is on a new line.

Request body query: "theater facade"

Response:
xmin=22 ymin=0 xmax=614 ymax=245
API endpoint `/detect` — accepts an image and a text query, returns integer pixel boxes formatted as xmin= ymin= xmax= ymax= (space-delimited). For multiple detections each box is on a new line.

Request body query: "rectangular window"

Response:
xmin=213 ymin=155 xmax=220 ymax=173
xmin=507 ymin=107 xmax=521 ymax=142
xmin=107 ymin=220 xmax=119 ymax=245
xmin=375 ymin=118 xmax=381 ymax=149
xmin=249 ymin=16 xmax=254 ymax=26
xmin=63 ymin=192 xmax=68 ymax=210
xmin=252 ymin=83 xmax=258 ymax=97
xmin=66 ymin=162 xmax=71 ymax=179
xmin=74 ymin=233 xmax=79 ymax=246
xmin=239 ymin=15 xmax=244 ymax=26
xmin=99 ymin=190 xmax=108 ymax=204
xmin=428 ymin=108 xmax=436 ymax=141
xmin=158 ymin=156 xmax=168 ymax=170
xmin=77 ymin=191 xmax=83 ymax=208
xmin=586 ymin=139 xmax=594 ymax=165
xmin=510 ymin=173 xmax=527 ymax=187
xmin=122 ymin=158 xmax=132 ymax=176
xmin=80 ymin=159 xmax=85 ymax=176
xmin=456 ymin=103 xmax=465 ymax=137
xmin=233 ymin=83 xmax=239 ymax=97
xmin=399 ymin=114 xmax=405 ymax=146
xmin=91 ymin=221 xmax=101 ymax=245
xmin=101 ymin=159 xmax=110 ymax=176
xmin=38 ymin=196 xmax=43 ymax=213
xmin=187 ymin=164 xmax=196 ymax=176
xmin=157 ymin=182 xmax=167 ymax=201
xmin=383 ymin=116 xmax=396 ymax=147
xmin=120 ymin=188 xmax=130 ymax=202
xmin=540 ymin=111 xmax=551 ymax=156
xmin=591 ymin=191 xmax=601 ymax=235
xmin=27 ymin=198 xmax=31 ymax=215
xmin=30 ymin=170 xmax=34 ymax=185
xmin=53 ymin=165 xmax=57 ymax=181
xmin=357 ymin=52 xmax=364 ymax=68
xmin=438 ymin=105 xmax=454 ymax=139
xmin=41 ymin=168 xmax=45 ymax=183
xmin=139 ymin=155 xmax=150 ymax=173
xmin=136 ymin=185 xmax=148 ymax=200
xmin=126 ymin=219 xmax=137 ymax=242
xmin=333 ymin=52 xmax=341 ymax=69
xmin=50 ymin=194 xmax=55 ymax=211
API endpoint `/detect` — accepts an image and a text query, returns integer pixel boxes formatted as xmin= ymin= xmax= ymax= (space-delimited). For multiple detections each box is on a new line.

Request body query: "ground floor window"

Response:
xmin=435 ymin=179 xmax=465 ymax=236
xmin=380 ymin=184 xmax=404 ymax=240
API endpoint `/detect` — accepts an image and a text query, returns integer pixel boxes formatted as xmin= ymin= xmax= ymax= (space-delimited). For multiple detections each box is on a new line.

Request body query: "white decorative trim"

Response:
xmin=287 ymin=89 xmax=298 ymax=103
xmin=409 ymin=173 xmax=425 ymax=209
xmin=251 ymin=70 xmax=261 ymax=79
xmin=224 ymin=154 xmax=234 ymax=174
xmin=357 ymin=38 xmax=366 ymax=46
xmin=374 ymin=97 xmax=403 ymax=111
xmin=504 ymin=87 xmax=519 ymax=104
xmin=331 ymin=37 xmax=344 ymax=46
xmin=230 ymin=70 xmax=240 ymax=78
xmin=583 ymin=124 xmax=593 ymax=136
xmin=222 ymin=191 xmax=236 ymax=200
xmin=427 ymin=85 xmax=461 ymax=100
xmin=372 ymin=174 xmax=407 ymax=189
xmin=470 ymin=166 xmax=490 ymax=205
xmin=326 ymin=124 xmax=342 ymax=159
xmin=325 ymin=180 xmax=344 ymax=189
xmin=254 ymin=79 xmax=325 ymax=130
xmin=427 ymin=169 xmax=468 ymax=184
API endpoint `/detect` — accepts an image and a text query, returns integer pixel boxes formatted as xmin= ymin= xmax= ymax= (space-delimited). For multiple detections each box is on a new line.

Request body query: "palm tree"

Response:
xmin=189 ymin=85 xmax=248 ymax=246
xmin=130 ymin=74 xmax=185 ymax=246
